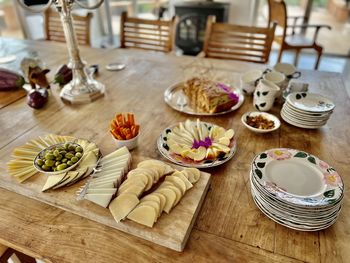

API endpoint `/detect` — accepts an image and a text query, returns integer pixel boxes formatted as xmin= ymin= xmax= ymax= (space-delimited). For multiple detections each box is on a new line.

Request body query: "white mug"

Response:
xmin=263 ymin=71 xmax=286 ymax=87
xmin=253 ymin=80 xmax=280 ymax=112
xmin=273 ymin=63 xmax=301 ymax=79
xmin=240 ymin=70 xmax=263 ymax=95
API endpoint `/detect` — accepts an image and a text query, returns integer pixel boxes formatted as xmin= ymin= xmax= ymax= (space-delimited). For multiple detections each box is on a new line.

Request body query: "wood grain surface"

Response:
xmin=0 ymin=159 xmax=211 ymax=252
xmin=0 ymin=38 xmax=349 ymax=263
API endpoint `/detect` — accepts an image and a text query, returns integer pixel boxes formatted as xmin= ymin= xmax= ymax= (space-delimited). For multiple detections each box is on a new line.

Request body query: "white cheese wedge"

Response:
xmin=165 ymin=176 xmax=187 ymax=195
xmin=127 ymin=205 xmax=157 ymax=228
xmin=101 ymin=146 xmax=130 ymax=162
xmin=172 ymin=171 xmax=193 ymax=190
xmin=160 ymin=184 xmax=182 ymax=206
xmin=16 ymin=170 xmax=38 ymax=183
xmin=139 ymin=201 xmax=161 ymax=221
xmin=42 ymin=173 xmax=67 ymax=192
xmin=87 ymin=181 xmax=115 ymax=189
xmin=84 ymin=193 xmax=114 ymax=208
xmin=10 ymin=167 xmax=36 ymax=178
xmin=109 ymin=193 xmax=140 ymax=222
xmin=53 ymin=171 xmax=80 ymax=189
xmin=99 ymin=155 xmax=130 ymax=168
xmin=99 ymin=162 xmax=128 ymax=173
xmin=155 ymin=188 xmax=177 ymax=214
xmin=92 ymin=169 xmax=123 ymax=178
xmin=141 ymin=196 xmax=162 ymax=218
xmin=91 ymin=174 xmax=123 ymax=184
xmin=86 ymin=188 xmax=117 ymax=195
xmin=182 ymin=168 xmax=201 ymax=183
xmin=89 ymin=177 xmax=118 ymax=186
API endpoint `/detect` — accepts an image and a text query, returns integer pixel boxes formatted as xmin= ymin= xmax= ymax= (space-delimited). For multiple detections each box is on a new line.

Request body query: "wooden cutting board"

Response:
xmin=0 ymin=166 xmax=211 ymax=252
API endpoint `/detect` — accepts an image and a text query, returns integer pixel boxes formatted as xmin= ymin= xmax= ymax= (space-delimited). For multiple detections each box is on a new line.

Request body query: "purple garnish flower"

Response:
xmin=217 ymin=83 xmax=239 ymax=102
xmin=192 ymin=137 xmax=212 ymax=149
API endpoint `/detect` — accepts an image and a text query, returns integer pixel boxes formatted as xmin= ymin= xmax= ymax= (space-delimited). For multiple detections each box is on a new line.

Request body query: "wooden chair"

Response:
xmin=267 ymin=0 xmax=331 ymax=69
xmin=0 ymin=244 xmax=36 ymax=263
xmin=120 ymin=11 xmax=177 ymax=53
xmin=201 ymin=16 xmax=276 ymax=64
xmin=44 ymin=8 xmax=92 ymax=46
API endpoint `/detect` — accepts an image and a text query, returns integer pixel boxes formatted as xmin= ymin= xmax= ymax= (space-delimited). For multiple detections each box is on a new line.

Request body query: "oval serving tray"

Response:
xmin=164 ymin=81 xmax=244 ymax=116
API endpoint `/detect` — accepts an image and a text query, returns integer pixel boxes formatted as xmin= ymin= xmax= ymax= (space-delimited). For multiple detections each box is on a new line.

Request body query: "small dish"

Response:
xmin=33 ymin=142 xmax=84 ymax=175
xmin=112 ymin=132 xmax=139 ymax=150
xmin=241 ymin=111 xmax=280 ymax=133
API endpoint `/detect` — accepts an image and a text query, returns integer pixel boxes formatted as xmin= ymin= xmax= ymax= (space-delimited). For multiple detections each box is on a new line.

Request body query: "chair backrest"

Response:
xmin=120 ymin=11 xmax=177 ymax=53
xmin=202 ymin=16 xmax=276 ymax=64
xmin=44 ymin=8 xmax=92 ymax=46
xmin=267 ymin=0 xmax=288 ymax=36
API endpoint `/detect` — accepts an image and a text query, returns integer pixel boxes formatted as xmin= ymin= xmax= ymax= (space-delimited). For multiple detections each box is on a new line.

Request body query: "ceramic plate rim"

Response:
xmin=287 ymin=92 xmax=335 ymax=113
xmin=251 ymin=148 xmax=344 ymax=206
xmin=157 ymin=122 xmax=237 ymax=168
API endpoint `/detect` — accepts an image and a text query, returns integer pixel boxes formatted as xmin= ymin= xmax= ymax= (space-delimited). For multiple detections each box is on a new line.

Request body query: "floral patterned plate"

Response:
xmin=157 ymin=122 xmax=237 ymax=168
xmin=252 ymin=186 xmax=341 ymax=226
xmin=286 ymin=92 xmax=335 ymax=113
xmin=251 ymin=148 xmax=344 ymax=207
xmin=250 ymin=171 xmax=342 ymax=214
xmin=252 ymin=193 xmax=340 ymax=231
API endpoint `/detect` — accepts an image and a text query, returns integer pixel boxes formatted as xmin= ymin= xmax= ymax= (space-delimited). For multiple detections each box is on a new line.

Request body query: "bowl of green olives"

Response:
xmin=33 ymin=142 xmax=84 ymax=175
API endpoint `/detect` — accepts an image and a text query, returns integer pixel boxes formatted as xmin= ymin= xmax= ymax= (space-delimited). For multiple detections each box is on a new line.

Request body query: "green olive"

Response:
xmin=53 ymin=149 xmax=60 ymax=157
xmin=65 ymin=153 xmax=74 ymax=159
xmin=67 ymin=161 xmax=73 ymax=166
xmin=75 ymin=152 xmax=82 ymax=158
xmin=36 ymin=159 xmax=44 ymax=166
xmin=75 ymin=146 xmax=83 ymax=152
xmin=61 ymin=158 xmax=68 ymax=163
xmin=64 ymin=143 xmax=70 ymax=150
xmin=68 ymin=145 xmax=76 ymax=151
xmin=56 ymin=154 xmax=63 ymax=161
xmin=59 ymin=150 xmax=67 ymax=156
xmin=41 ymin=164 xmax=50 ymax=171
xmin=55 ymin=161 xmax=61 ymax=167
xmin=71 ymin=157 xmax=78 ymax=163
xmin=45 ymin=153 xmax=55 ymax=160
xmin=45 ymin=160 xmax=55 ymax=167
xmin=57 ymin=164 xmax=67 ymax=171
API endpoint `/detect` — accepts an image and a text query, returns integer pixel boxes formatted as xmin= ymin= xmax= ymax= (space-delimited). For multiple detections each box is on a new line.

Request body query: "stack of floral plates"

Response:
xmin=250 ymin=148 xmax=344 ymax=231
xmin=281 ymin=92 xmax=335 ymax=129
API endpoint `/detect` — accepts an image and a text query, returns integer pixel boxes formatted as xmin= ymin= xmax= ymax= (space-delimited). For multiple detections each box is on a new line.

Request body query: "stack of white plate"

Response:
xmin=250 ymin=148 xmax=344 ymax=231
xmin=281 ymin=92 xmax=335 ymax=129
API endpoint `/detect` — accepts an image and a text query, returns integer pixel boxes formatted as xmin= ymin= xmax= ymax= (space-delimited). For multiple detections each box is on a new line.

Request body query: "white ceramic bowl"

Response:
xmin=33 ymin=142 xmax=84 ymax=175
xmin=241 ymin=111 xmax=281 ymax=133
xmin=112 ymin=133 xmax=139 ymax=150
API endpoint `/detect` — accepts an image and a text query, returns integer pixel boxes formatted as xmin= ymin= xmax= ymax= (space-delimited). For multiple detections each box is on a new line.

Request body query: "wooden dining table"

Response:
xmin=0 ymin=38 xmax=349 ymax=263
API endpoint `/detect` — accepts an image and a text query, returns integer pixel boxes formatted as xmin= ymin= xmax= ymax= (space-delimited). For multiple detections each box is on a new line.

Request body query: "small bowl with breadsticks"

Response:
xmin=241 ymin=111 xmax=280 ymax=133
xmin=110 ymin=113 xmax=140 ymax=150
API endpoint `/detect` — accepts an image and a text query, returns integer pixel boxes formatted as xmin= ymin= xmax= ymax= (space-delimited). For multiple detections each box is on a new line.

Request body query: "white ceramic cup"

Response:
xmin=263 ymin=71 xmax=286 ymax=87
xmin=253 ymin=79 xmax=280 ymax=112
xmin=240 ymin=70 xmax=263 ymax=95
xmin=273 ymin=63 xmax=301 ymax=79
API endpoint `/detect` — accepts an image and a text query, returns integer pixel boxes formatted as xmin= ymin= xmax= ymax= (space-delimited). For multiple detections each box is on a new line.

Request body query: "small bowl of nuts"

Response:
xmin=241 ymin=111 xmax=280 ymax=133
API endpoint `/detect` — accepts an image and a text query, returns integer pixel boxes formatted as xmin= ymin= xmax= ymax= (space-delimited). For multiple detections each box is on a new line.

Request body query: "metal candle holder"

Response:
xmin=17 ymin=0 xmax=105 ymax=104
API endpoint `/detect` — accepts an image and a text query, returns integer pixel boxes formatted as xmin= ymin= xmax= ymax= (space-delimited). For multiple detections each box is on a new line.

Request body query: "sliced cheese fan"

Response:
xmin=79 ymin=146 xmax=131 ymax=208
